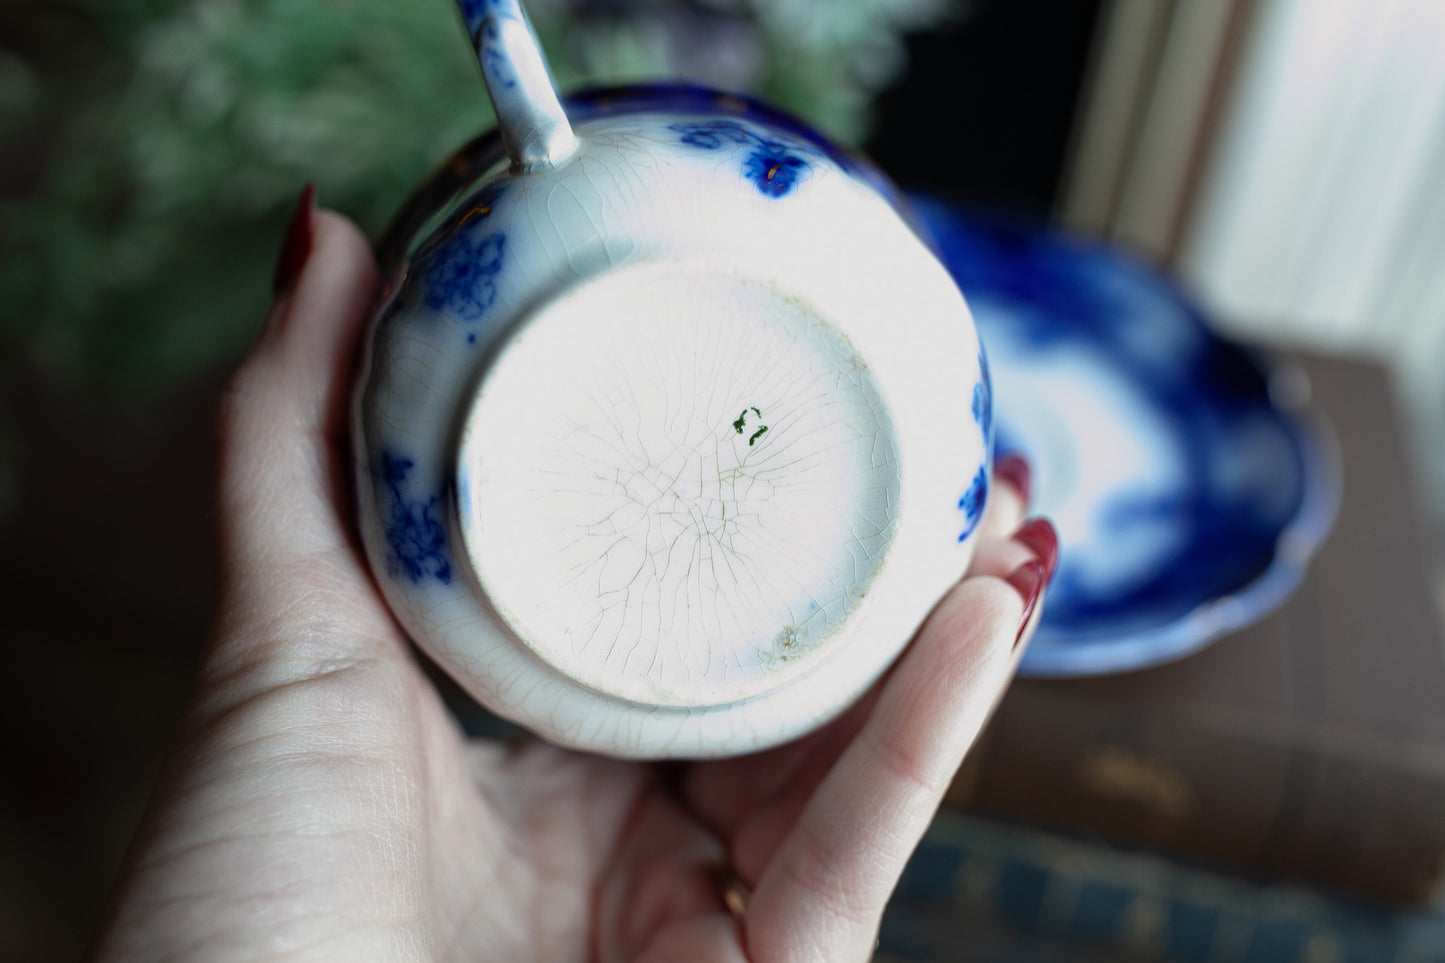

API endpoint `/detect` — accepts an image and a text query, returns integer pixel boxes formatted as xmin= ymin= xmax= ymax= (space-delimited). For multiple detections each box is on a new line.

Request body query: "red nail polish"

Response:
xmin=1005 ymin=559 xmax=1045 ymax=648
xmin=994 ymin=452 xmax=1032 ymax=505
xmin=1013 ymin=517 xmax=1059 ymax=581
xmin=272 ymin=182 xmax=317 ymax=297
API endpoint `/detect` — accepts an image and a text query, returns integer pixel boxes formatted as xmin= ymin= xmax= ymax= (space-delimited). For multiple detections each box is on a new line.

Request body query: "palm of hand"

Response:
xmin=92 ymin=211 xmax=1042 ymax=963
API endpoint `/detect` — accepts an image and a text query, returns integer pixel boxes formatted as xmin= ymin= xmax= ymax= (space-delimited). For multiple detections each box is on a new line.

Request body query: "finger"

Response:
xmin=683 ymin=705 xmax=866 ymax=873
xmin=595 ymin=790 xmax=739 ymax=961
xmin=206 ymin=193 xmax=389 ymax=694
xmin=683 ymin=690 xmax=861 ymax=836
xmin=966 ymin=516 xmax=1058 ymax=582
xmin=216 ymin=197 xmax=378 ymax=580
xmin=692 ymin=516 xmax=1058 ymax=890
xmin=686 ymin=457 xmax=1041 ymax=838
xmin=743 ymin=564 xmax=1045 ymax=959
xmin=976 ymin=451 xmax=1030 ymax=541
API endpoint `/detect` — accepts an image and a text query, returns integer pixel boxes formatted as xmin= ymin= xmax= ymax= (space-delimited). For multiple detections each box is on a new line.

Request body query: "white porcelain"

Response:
xmin=352 ymin=1 xmax=991 ymax=758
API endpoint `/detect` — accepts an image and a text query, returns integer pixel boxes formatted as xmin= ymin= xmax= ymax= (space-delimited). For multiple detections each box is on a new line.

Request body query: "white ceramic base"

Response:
xmin=458 ymin=259 xmax=899 ymax=709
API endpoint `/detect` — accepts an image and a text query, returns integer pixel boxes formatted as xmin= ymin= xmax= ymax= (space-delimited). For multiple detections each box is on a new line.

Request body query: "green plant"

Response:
xmin=0 ymin=0 xmax=958 ymax=392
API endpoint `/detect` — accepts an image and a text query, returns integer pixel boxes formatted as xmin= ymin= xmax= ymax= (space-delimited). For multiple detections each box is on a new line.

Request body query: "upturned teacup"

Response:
xmin=352 ymin=0 xmax=992 ymax=757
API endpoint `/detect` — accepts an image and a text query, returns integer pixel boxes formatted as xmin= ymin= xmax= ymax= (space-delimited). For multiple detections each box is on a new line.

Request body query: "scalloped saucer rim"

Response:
xmin=911 ymin=198 xmax=1341 ymax=677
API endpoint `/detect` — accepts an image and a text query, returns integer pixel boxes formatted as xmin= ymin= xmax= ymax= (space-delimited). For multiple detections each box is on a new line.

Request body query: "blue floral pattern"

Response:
xmin=974 ymin=348 xmax=994 ymax=441
xmin=479 ymin=21 xmax=516 ymax=88
xmin=957 ymin=348 xmax=994 ymax=543
xmin=379 ymin=452 xmax=452 ymax=586
xmin=669 ymin=120 xmax=813 ymax=198
xmin=422 ymin=230 xmax=506 ymax=323
xmin=412 ymin=185 xmax=508 ymax=328
xmin=957 ymin=465 xmax=988 ymax=543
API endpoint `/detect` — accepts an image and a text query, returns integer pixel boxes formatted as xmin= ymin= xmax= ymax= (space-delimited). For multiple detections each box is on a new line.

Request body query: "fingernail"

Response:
xmin=272 ymin=182 xmax=317 ymax=297
xmin=1013 ymin=517 xmax=1059 ymax=581
xmin=995 ymin=452 xmax=1032 ymax=505
xmin=1005 ymin=559 xmax=1045 ymax=649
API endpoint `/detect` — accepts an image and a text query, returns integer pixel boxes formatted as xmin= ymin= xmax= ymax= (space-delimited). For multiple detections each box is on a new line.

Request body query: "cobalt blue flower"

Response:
xmin=669 ymin=121 xmax=812 ymax=198
xmin=744 ymin=150 xmax=807 ymax=197
xmin=957 ymin=465 xmax=988 ymax=543
xmin=378 ymin=452 xmax=452 ymax=585
xmin=423 ymin=231 xmax=506 ymax=323
xmin=673 ymin=120 xmax=750 ymax=150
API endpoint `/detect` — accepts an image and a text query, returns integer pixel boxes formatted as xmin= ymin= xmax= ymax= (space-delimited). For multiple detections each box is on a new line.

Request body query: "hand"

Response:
xmin=90 ymin=193 xmax=1055 ymax=962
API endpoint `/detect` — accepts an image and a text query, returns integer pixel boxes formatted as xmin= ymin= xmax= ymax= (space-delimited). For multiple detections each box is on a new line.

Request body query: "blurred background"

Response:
xmin=2 ymin=0 xmax=1443 ymax=959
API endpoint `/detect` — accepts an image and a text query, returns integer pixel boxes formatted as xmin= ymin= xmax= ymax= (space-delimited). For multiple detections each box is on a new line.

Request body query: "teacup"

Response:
xmin=353 ymin=0 xmax=992 ymax=758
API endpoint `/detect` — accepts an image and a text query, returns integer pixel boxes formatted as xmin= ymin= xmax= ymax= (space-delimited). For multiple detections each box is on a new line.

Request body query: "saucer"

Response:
xmin=912 ymin=199 xmax=1340 ymax=676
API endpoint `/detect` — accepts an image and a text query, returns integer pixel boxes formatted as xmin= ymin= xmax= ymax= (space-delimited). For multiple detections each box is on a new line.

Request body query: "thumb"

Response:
xmin=205 ymin=189 xmax=394 ymax=698
xmin=215 ymin=189 xmax=379 ymax=589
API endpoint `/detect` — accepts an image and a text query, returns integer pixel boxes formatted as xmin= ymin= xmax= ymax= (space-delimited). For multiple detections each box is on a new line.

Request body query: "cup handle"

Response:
xmin=458 ymin=0 xmax=579 ymax=172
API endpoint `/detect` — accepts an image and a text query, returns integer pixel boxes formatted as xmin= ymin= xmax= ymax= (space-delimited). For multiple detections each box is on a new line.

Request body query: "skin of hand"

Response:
xmin=88 ymin=198 xmax=1052 ymax=963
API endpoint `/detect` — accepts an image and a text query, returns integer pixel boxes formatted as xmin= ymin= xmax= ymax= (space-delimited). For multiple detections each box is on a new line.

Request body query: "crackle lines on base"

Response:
xmin=518 ymin=312 xmax=895 ymax=693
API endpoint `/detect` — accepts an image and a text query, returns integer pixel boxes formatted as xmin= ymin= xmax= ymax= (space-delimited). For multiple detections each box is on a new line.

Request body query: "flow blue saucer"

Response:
xmin=912 ymin=199 xmax=1340 ymax=676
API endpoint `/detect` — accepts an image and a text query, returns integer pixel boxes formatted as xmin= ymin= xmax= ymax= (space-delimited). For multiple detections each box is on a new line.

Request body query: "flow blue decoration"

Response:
xmin=959 ymin=347 xmax=994 ymax=543
xmin=378 ymin=452 xmax=452 ymax=586
xmin=957 ymin=465 xmax=988 ymax=543
xmin=459 ymin=0 xmax=518 ymax=85
xmin=670 ymin=120 xmax=812 ymax=198
xmin=478 ymin=21 xmax=516 ymax=89
xmin=914 ymin=197 xmax=1339 ymax=676
xmin=569 ymin=84 xmax=893 ymax=197
xmin=376 ymin=85 xmax=903 ymax=270
xmin=975 ymin=348 xmax=994 ymax=451
xmin=418 ymin=185 xmax=508 ymax=326
xmin=422 ymin=232 xmax=505 ymax=323
xmin=455 ymin=0 xmax=499 ymax=36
